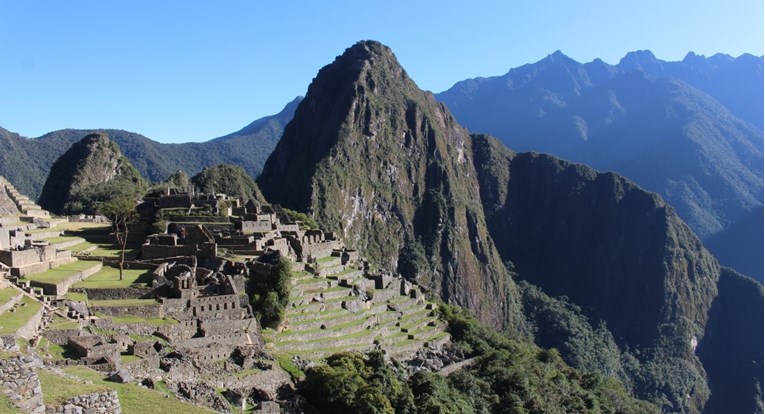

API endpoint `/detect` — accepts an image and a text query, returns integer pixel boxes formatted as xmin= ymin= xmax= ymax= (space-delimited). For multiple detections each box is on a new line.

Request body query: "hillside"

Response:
xmin=436 ymin=51 xmax=763 ymax=280
xmin=257 ymin=41 xmax=762 ymax=412
xmin=0 ymin=97 xmax=299 ymax=200
xmin=258 ymin=40 xmax=521 ymax=331
xmin=37 ymin=132 xmax=147 ymax=215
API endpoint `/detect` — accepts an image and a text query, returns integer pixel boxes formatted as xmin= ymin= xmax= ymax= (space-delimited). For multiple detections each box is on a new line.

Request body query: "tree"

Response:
xmin=99 ymin=196 xmax=138 ymax=280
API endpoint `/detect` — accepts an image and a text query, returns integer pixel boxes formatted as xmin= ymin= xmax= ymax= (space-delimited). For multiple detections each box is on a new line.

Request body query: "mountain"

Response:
xmin=38 ymin=132 xmax=147 ymax=214
xmin=436 ymin=51 xmax=763 ymax=280
xmin=190 ymin=164 xmax=265 ymax=203
xmin=258 ymin=40 xmax=521 ymax=330
xmin=0 ymin=97 xmax=300 ymax=201
xmin=258 ymin=41 xmax=762 ymax=412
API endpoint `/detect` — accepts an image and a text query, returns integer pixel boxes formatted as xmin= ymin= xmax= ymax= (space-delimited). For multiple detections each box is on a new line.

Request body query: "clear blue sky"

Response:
xmin=1 ymin=1 xmax=762 ymax=143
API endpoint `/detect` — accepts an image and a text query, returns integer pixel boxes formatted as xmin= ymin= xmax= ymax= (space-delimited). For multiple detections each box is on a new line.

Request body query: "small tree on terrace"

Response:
xmin=99 ymin=196 xmax=138 ymax=280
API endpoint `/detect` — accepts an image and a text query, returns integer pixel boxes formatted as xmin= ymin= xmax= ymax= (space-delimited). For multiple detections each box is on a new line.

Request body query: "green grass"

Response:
xmin=121 ymin=354 xmax=140 ymax=363
xmin=62 ymin=366 xmax=215 ymax=414
xmin=0 ymin=287 xmax=20 ymax=306
xmin=89 ymin=298 xmax=158 ymax=307
xmin=317 ymin=256 xmax=339 ymax=264
xmin=23 ymin=260 xmax=99 ymax=283
xmin=63 ymin=291 xmax=88 ymax=303
xmin=36 ymin=337 xmax=79 ymax=360
xmin=47 ymin=315 xmax=80 ymax=330
xmin=73 ymin=266 xmax=152 ymax=289
xmin=94 ymin=313 xmax=177 ymax=326
xmin=274 ymin=353 xmax=304 ymax=380
xmin=37 ymin=368 xmax=108 ymax=406
xmin=42 ymin=235 xmax=82 ymax=244
xmin=0 ymin=296 xmax=41 ymax=335
xmin=0 ymin=391 xmax=20 ymax=413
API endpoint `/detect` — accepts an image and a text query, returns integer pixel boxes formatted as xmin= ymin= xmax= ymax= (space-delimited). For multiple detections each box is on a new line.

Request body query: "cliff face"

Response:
xmin=258 ymin=41 xmax=520 ymax=330
xmin=38 ymin=132 xmax=146 ymax=215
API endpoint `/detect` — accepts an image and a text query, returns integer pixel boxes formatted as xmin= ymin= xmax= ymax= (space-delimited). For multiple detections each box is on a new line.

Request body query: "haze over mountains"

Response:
xmin=436 ymin=50 xmax=764 ymax=281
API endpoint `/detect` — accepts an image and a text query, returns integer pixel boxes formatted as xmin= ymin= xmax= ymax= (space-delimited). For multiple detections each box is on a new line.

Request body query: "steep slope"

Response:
xmin=0 ymin=98 xmax=298 ymax=200
xmin=190 ymin=164 xmax=265 ymax=203
xmin=470 ymin=135 xmax=735 ymax=412
xmin=704 ymin=206 xmax=764 ymax=282
xmin=258 ymin=41 xmax=520 ymax=330
xmin=38 ymin=132 xmax=147 ymax=214
xmin=436 ymin=51 xmax=763 ymax=280
xmin=697 ymin=268 xmax=764 ymax=414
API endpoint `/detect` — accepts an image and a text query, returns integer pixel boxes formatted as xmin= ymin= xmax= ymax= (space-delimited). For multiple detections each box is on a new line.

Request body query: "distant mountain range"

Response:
xmin=436 ymin=51 xmax=763 ymax=281
xmin=0 ymin=97 xmax=300 ymax=202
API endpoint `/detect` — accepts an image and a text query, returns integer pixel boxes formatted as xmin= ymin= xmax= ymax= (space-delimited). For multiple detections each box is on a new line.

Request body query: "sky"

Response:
xmin=1 ymin=1 xmax=762 ymax=143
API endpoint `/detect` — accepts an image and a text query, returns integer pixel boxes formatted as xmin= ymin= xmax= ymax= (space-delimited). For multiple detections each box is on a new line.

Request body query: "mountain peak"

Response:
xmin=618 ymin=49 xmax=663 ymax=72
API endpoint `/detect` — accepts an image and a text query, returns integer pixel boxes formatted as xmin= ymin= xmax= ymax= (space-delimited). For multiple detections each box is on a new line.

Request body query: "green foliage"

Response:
xmin=249 ymin=255 xmax=291 ymax=328
xmin=396 ymin=240 xmax=428 ymax=280
xmin=301 ymin=351 xmax=413 ymax=414
xmin=191 ymin=164 xmax=264 ymax=203
xmin=282 ymin=208 xmax=318 ymax=230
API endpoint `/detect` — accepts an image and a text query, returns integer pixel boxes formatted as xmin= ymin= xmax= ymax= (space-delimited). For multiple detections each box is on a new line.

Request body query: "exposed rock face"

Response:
xmin=258 ymin=41 xmax=520 ymax=330
xmin=38 ymin=132 xmax=146 ymax=215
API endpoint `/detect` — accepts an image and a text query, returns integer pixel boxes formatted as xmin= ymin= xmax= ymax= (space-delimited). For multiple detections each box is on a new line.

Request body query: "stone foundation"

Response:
xmin=45 ymin=390 xmax=122 ymax=414
xmin=0 ymin=354 xmax=45 ymax=414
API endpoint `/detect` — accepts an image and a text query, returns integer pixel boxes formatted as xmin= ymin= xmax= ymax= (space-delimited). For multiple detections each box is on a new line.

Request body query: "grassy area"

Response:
xmin=37 ymin=368 xmax=108 ymax=406
xmin=274 ymin=353 xmax=304 ymax=380
xmin=0 ymin=296 xmax=41 ymax=335
xmin=62 ymin=366 xmax=215 ymax=414
xmin=0 ymin=287 xmax=20 ymax=306
xmin=47 ymin=315 xmax=80 ymax=330
xmin=73 ymin=266 xmax=152 ymax=289
xmin=42 ymin=235 xmax=82 ymax=245
xmin=121 ymin=354 xmax=140 ymax=363
xmin=93 ymin=313 xmax=177 ymax=326
xmin=63 ymin=291 xmax=88 ymax=303
xmin=89 ymin=298 xmax=158 ymax=307
xmin=23 ymin=260 xmax=100 ymax=283
xmin=36 ymin=337 xmax=79 ymax=360
xmin=0 ymin=391 xmax=20 ymax=413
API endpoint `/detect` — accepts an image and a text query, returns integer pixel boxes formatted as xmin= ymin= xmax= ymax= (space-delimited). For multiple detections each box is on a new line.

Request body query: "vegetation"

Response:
xmin=190 ymin=164 xmax=264 ymax=203
xmin=300 ymin=304 xmax=657 ymax=414
xmin=73 ymin=266 xmax=152 ymax=289
xmin=248 ymin=255 xmax=291 ymax=328
xmin=38 ymin=132 xmax=147 ymax=215
xmin=37 ymin=368 xmax=108 ymax=405
xmin=99 ymin=196 xmax=139 ymax=281
xmin=22 ymin=260 xmax=99 ymax=283
xmin=62 ymin=365 xmax=214 ymax=413
xmin=282 ymin=208 xmax=318 ymax=230
xmin=0 ymin=297 xmax=41 ymax=335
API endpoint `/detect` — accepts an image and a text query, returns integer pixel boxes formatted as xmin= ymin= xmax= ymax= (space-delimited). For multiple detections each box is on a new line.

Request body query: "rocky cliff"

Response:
xmin=258 ymin=41 xmax=520 ymax=330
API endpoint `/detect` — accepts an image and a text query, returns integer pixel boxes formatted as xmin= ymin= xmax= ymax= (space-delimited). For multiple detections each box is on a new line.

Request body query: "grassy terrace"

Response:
xmin=89 ymin=298 xmax=158 ymax=307
xmin=22 ymin=260 xmax=99 ymax=283
xmin=37 ymin=368 xmax=108 ymax=406
xmin=62 ymin=366 xmax=215 ymax=414
xmin=0 ymin=296 xmax=41 ymax=335
xmin=73 ymin=266 xmax=152 ymax=289
xmin=47 ymin=315 xmax=80 ymax=330
xmin=0 ymin=287 xmax=20 ymax=306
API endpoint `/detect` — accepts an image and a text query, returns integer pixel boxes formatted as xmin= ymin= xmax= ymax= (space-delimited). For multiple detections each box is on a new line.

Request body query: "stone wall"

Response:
xmin=15 ymin=299 xmax=45 ymax=340
xmin=45 ymin=390 xmax=121 ymax=414
xmin=141 ymin=244 xmax=197 ymax=260
xmin=0 ymin=289 xmax=23 ymax=315
xmin=0 ymin=245 xmax=57 ymax=268
xmin=12 ymin=257 xmax=78 ymax=278
xmin=0 ymin=354 xmax=44 ymax=414
xmin=199 ymin=318 xmax=259 ymax=336
xmin=42 ymin=329 xmax=82 ymax=346
xmin=82 ymin=287 xmax=154 ymax=301
xmin=90 ymin=304 xmax=161 ymax=319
